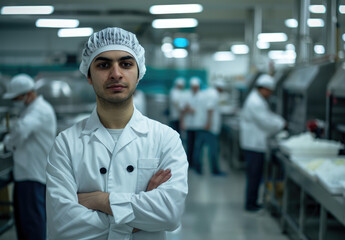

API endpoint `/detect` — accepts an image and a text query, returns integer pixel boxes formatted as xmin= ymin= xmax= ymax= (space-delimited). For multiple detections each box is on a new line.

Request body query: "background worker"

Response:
xmin=46 ymin=27 xmax=188 ymax=240
xmin=3 ymin=73 xmax=57 ymax=240
xmin=169 ymin=77 xmax=186 ymax=134
xmin=193 ymin=79 xmax=227 ymax=176
xmin=239 ymin=74 xmax=286 ymax=212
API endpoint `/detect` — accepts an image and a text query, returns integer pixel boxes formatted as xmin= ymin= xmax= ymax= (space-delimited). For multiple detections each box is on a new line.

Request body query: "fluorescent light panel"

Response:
xmin=1 ymin=5 xmax=54 ymax=15
xmin=161 ymin=43 xmax=173 ymax=53
xmin=213 ymin=51 xmax=235 ymax=61
xmin=285 ymin=19 xmax=298 ymax=28
xmin=314 ymin=45 xmax=325 ymax=54
xmin=258 ymin=33 xmax=288 ymax=42
xmin=307 ymin=18 xmax=324 ymax=27
xmin=172 ymin=49 xmax=188 ymax=58
xmin=340 ymin=5 xmax=345 ymax=14
xmin=231 ymin=44 xmax=249 ymax=54
xmin=309 ymin=5 xmax=326 ymax=14
xmin=256 ymin=41 xmax=270 ymax=49
xmin=152 ymin=18 xmax=198 ymax=29
xmin=150 ymin=4 xmax=203 ymax=14
xmin=36 ymin=19 xmax=79 ymax=28
xmin=58 ymin=28 xmax=93 ymax=38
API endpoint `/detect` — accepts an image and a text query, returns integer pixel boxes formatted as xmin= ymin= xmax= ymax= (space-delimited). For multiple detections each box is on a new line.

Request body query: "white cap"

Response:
xmin=3 ymin=74 xmax=35 ymax=99
xmin=174 ymin=77 xmax=185 ymax=86
xmin=214 ymin=79 xmax=225 ymax=89
xmin=256 ymin=74 xmax=275 ymax=90
xmin=190 ymin=77 xmax=201 ymax=87
xmin=79 ymin=27 xmax=146 ymax=80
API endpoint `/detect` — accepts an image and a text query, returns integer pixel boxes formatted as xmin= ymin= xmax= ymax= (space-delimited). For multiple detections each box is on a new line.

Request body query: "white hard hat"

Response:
xmin=256 ymin=74 xmax=275 ymax=90
xmin=79 ymin=27 xmax=146 ymax=80
xmin=214 ymin=79 xmax=225 ymax=89
xmin=3 ymin=74 xmax=35 ymax=99
xmin=190 ymin=77 xmax=201 ymax=87
xmin=174 ymin=77 xmax=185 ymax=86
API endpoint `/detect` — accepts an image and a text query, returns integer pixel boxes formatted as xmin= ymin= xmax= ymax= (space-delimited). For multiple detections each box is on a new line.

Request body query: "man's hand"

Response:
xmin=146 ymin=169 xmax=171 ymax=191
xmin=77 ymin=168 xmax=172 ymax=233
xmin=78 ymin=191 xmax=112 ymax=216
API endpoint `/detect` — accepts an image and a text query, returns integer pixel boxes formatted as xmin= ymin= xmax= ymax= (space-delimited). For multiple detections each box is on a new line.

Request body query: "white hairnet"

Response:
xmin=256 ymin=74 xmax=275 ymax=90
xmin=3 ymin=73 xmax=35 ymax=99
xmin=214 ymin=78 xmax=225 ymax=89
xmin=190 ymin=77 xmax=201 ymax=87
xmin=79 ymin=27 xmax=146 ymax=80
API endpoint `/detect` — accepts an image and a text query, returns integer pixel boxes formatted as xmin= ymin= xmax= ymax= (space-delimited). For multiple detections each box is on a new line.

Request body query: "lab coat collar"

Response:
xmin=81 ymin=106 xmax=149 ymax=153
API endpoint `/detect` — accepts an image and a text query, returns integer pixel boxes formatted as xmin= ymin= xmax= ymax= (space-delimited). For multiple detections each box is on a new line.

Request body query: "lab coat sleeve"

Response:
xmin=46 ymin=136 xmax=109 ymax=240
xmin=109 ymin=130 xmax=188 ymax=232
xmin=4 ymin=111 xmax=43 ymax=151
xmin=246 ymin=100 xmax=285 ymax=135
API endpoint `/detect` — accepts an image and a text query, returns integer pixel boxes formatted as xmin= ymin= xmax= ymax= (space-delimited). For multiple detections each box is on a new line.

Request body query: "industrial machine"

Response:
xmin=282 ymin=61 xmax=336 ymax=135
xmin=326 ymin=62 xmax=345 ymax=143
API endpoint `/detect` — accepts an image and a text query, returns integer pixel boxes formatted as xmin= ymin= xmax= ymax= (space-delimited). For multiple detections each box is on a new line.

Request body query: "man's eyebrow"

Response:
xmin=93 ymin=55 xmax=134 ymax=62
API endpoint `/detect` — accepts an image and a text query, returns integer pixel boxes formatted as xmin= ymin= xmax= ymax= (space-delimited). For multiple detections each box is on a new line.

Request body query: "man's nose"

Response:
xmin=109 ymin=64 xmax=122 ymax=79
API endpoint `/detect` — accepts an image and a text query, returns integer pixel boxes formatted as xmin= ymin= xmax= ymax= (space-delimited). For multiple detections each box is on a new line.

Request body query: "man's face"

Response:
xmin=88 ymin=50 xmax=139 ymax=105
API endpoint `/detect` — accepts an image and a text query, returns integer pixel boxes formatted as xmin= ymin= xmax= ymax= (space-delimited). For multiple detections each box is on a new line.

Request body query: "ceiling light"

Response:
xmin=309 ymin=5 xmax=326 ymax=14
xmin=307 ymin=18 xmax=324 ymax=27
xmin=213 ymin=51 xmax=235 ymax=61
xmin=173 ymin=38 xmax=189 ymax=48
xmin=172 ymin=49 xmax=188 ymax=58
xmin=342 ymin=34 xmax=345 ymax=41
xmin=36 ymin=19 xmax=79 ymax=28
xmin=268 ymin=50 xmax=296 ymax=60
xmin=231 ymin=44 xmax=249 ymax=54
xmin=256 ymin=41 xmax=270 ymax=49
xmin=161 ymin=43 xmax=173 ymax=53
xmin=1 ymin=5 xmax=54 ymax=15
xmin=258 ymin=33 xmax=288 ymax=42
xmin=152 ymin=18 xmax=198 ymax=29
xmin=285 ymin=19 xmax=298 ymax=28
xmin=340 ymin=5 xmax=345 ymax=14
xmin=286 ymin=44 xmax=295 ymax=51
xmin=150 ymin=4 xmax=203 ymax=14
xmin=58 ymin=28 xmax=93 ymax=38
xmin=314 ymin=45 xmax=325 ymax=54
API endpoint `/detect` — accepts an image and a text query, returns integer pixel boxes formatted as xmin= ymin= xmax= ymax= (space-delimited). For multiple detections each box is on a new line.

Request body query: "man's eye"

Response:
xmin=121 ymin=62 xmax=134 ymax=68
xmin=97 ymin=62 xmax=110 ymax=68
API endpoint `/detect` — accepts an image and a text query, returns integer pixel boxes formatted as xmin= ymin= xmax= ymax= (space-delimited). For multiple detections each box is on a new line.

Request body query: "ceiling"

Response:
xmin=0 ymin=0 xmax=344 ymax=57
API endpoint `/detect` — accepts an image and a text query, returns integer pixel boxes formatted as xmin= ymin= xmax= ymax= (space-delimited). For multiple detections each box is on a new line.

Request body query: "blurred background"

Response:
xmin=0 ymin=0 xmax=345 ymax=239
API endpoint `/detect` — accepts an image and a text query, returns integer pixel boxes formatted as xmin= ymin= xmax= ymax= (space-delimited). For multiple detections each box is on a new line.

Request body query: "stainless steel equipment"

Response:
xmin=326 ymin=62 xmax=345 ymax=143
xmin=282 ymin=61 xmax=336 ymax=135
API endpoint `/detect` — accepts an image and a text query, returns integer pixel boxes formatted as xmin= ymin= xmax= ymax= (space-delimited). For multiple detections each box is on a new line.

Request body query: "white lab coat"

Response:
xmin=205 ymin=88 xmax=222 ymax=135
xmin=182 ymin=90 xmax=207 ymax=130
xmin=4 ymin=95 xmax=56 ymax=184
xmin=239 ymin=89 xmax=285 ymax=152
xmin=169 ymin=88 xmax=185 ymax=121
xmin=46 ymin=107 xmax=188 ymax=240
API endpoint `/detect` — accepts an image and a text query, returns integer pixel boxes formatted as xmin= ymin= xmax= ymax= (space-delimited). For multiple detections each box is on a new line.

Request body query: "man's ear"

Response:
xmin=87 ymin=76 xmax=92 ymax=85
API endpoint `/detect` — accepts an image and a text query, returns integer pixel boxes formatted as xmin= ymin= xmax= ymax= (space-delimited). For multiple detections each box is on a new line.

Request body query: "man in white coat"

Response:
xmin=3 ymin=73 xmax=57 ymax=240
xmin=239 ymin=74 xmax=285 ymax=212
xmin=46 ymin=27 xmax=188 ymax=240
xmin=169 ymin=77 xmax=185 ymax=134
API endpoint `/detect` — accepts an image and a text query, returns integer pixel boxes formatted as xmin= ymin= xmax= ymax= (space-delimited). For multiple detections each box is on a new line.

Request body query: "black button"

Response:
xmin=100 ymin=167 xmax=107 ymax=174
xmin=126 ymin=165 xmax=134 ymax=172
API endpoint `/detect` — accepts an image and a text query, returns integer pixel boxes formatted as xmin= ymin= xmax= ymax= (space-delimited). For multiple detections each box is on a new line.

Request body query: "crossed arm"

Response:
xmin=77 ymin=169 xmax=172 ymax=228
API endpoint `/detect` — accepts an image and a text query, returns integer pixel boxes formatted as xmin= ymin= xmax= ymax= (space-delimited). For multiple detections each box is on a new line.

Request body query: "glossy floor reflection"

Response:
xmin=167 ymin=161 xmax=290 ymax=240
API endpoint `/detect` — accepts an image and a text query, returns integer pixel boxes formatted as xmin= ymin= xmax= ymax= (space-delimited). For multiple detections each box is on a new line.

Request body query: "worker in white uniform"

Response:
xmin=169 ymin=77 xmax=185 ymax=133
xmin=3 ymin=73 xmax=57 ymax=240
xmin=193 ymin=79 xmax=227 ymax=175
xmin=46 ymin=27 xmax=188 ymax=240
xmin=180 ymin=77 xmax=204 ymax=168
xmin=239 ymin=74 xmax=285 ymax=212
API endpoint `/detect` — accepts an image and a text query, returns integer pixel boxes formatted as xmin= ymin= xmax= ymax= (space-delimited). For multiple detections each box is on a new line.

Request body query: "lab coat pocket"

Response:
xmin=136 ymin=158 xmax=159 ymax=193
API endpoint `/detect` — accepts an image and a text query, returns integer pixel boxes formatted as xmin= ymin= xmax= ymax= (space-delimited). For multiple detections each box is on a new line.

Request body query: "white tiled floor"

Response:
xmin=1 ymin=158 xmax=289 ymax=240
